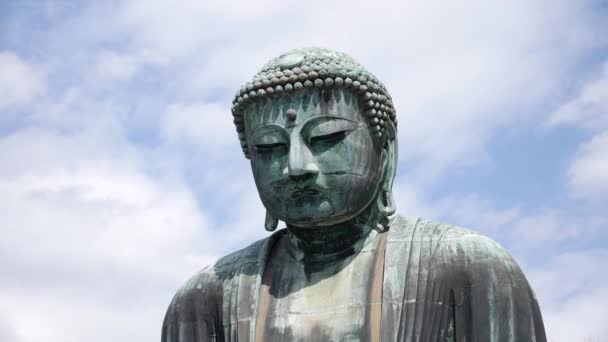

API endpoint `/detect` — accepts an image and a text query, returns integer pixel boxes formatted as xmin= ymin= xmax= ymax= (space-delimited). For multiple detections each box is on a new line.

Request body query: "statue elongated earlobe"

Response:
xmin=377 ymin=190 xmax=396 ymax=216
xmin=265 ymin=211 xmax=278 ymax=232
xmin=376 ymin=122 xmax=398 ymax=217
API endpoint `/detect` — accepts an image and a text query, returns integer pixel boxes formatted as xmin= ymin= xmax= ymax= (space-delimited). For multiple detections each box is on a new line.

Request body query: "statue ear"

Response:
xmin=376 ymin=122 xmax=398 ymax=216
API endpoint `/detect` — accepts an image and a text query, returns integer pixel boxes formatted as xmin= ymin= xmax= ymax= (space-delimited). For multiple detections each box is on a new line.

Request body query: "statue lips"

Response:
xmin=288 ymin=183 xmax=328 ymax=201
xmin=271 ymin=179 xmax=328 ymax=200
xmin=289 ymin=187 xmax=321 ymax=200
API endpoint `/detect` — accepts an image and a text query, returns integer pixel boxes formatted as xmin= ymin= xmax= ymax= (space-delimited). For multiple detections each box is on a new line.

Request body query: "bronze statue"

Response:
xmin=162 ymin=48 xmax=546 ymax=341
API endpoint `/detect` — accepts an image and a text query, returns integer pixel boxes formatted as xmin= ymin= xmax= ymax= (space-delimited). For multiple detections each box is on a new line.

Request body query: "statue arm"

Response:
xmin=450 ymin=231 xmax=547 ymax=342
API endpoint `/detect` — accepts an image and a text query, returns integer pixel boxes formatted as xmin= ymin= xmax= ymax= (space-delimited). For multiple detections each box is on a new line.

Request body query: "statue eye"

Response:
xmin=255 ymin=142 xmax=287 ymax=152
xmin=306 ymin=118 xmax=357 ymax=147
xmin=252 ymin=134 xmax=288 ymax=153
xmin=309 ymin=130 xmax=349 ymax=143
xmin=251 ymin=124 xmax=289 ymax=154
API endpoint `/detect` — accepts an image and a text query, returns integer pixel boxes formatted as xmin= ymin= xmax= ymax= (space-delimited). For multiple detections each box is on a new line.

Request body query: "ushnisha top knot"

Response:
xmin=231 ymin=47 xmax=397 ymax=158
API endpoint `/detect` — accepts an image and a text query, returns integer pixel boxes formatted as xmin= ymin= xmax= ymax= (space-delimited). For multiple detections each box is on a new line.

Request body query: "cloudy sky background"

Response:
xmin=1 ymin=1 xmax=607 ymax=341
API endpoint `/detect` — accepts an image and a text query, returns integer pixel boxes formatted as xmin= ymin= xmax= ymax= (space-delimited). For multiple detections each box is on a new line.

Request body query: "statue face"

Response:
xmin=244 ymin=89 xmax=385 ymax=227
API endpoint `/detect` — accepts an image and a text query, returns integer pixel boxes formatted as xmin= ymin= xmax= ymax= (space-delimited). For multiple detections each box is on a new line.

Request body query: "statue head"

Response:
xmin=231 ymin=48 xmax=398 ymax=230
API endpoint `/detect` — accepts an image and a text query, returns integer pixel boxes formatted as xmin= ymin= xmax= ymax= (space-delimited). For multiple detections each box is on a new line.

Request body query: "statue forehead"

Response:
xmin=231 ymin=47 xmax=398 ymax=158
xmin=243 ymin=88 xmax=362 ymax=131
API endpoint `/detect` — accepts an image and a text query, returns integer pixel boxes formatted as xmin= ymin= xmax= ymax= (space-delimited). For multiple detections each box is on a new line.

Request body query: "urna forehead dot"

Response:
xmin=286 ymin=108 xmax=297 ymax=121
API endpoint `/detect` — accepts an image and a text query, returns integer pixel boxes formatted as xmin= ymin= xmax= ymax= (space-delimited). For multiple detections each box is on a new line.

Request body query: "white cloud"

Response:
xmin=544 ymin=58 xmax=608 ymax=201
xmin=0 ymin=51 xmax=44 ymax=109
xmin=161 ymin=102 xmax=236 ymax=149
xmin=392 ymin=183 xmax=439 ymax=220
xmin=0 ymin=126 xmax=217 ymax=269
xmin=0 ymin=315 xmax=19 ymax=342
xmin=527 ymin=249 xmax=608 ymax=342
xmin=433 ymin=193 xmax=521 ymax=234
xmin=548 ymin=60 xmax=608 ymax=131
xmin=395 ymin=185 xmax=516 ymax=235
xmin=511 ymin=211 xmax=581 ymax=246
xmin=546 ymin=288 xmax=608 ymax=342
xmin=394 ymin=183 xmax=603 ymax=249
xmin=114 ymin=1 xmax=295 ymax=63
xmin=92 ymin=50 xmax=141 ymax=82
xmin=0 ymin=128 xmax=218 ymax=342
xmin=547 ymin=59 xmax=608 ymax=200
xmin=568 ymin=130 xmax=608 ymax=200
xmin=91 ymin=49 xmax=170 ymax=84
xmin=1 ymin=289 xmax=164 ymax=342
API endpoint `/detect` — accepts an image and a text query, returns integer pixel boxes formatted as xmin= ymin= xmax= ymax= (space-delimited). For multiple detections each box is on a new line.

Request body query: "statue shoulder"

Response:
xmin=389 ymin=215 xmax=527 ymax=284
xmin=388 ymin=215 xmax=546 ymax=340
xmin=390 ymin=214 xmax=509 ymax=252
xmin=162 ymin=233 xmax=279 ymax=339
xmin=169 ymin=234 xmax=271 ymax=302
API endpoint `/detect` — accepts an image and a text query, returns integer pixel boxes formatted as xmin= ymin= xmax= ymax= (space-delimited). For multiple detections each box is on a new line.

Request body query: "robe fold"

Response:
xmin=161 ymin=216 xmax=546 ymax=342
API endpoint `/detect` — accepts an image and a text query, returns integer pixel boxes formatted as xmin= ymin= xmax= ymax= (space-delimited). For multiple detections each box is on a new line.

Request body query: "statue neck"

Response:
xmin=285 ymin=205 xmax=386 ymax=262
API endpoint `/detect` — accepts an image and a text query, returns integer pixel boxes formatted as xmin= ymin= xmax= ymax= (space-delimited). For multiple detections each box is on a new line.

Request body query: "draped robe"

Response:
xmin=161 ymin=216 xmax=546 ymax=341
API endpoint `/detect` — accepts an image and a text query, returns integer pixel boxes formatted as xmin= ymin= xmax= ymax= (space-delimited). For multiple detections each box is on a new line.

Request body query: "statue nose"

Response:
xmin=287 ymin=136 xmax=319 ymax=179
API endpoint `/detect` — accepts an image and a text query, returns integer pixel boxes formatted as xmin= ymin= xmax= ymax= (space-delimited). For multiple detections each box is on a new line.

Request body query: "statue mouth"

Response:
xmin=272 ymin=179 xmax=328 ymax=200
xmin=290 ymin=188 xmax=321 ymax=199
xmin=266 ymin=179 xmax=336 ymax=225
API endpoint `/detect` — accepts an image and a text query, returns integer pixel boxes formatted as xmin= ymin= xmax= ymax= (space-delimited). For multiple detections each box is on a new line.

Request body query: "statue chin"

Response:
xmin=274 ymin=198 xmax=339 ymax=228
xmin=278 ymin=198 xmax=376 ymax=228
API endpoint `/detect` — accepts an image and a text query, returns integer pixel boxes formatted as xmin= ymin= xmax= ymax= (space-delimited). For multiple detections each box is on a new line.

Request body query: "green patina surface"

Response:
xmin=161 ymin=47 xmax=546 ymax=342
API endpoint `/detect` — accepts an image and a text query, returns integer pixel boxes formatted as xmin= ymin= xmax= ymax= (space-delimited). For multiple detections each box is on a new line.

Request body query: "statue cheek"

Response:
xmin=252 ymin=157 xmax=286 ymax=180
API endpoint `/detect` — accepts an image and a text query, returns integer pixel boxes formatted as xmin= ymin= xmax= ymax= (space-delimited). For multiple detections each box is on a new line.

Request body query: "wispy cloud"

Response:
xmin=568 ymin=131 xmax=608 ymax=200
xmin=548 ymin=61 xmax=608 ymax=131
xmin=0 ymin=51 xmax=45 ymax=109
xmin=547 ymin=59 xmax=608 ymax=201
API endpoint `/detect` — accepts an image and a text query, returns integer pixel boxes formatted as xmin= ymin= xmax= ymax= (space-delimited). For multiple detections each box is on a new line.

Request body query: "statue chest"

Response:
xmin=254 ymin=233 xmax=383 ymax=341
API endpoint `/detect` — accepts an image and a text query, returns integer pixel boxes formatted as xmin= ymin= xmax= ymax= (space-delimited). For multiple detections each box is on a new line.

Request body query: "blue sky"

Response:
xmin=1 ymin=1 xmax=607 ymax=341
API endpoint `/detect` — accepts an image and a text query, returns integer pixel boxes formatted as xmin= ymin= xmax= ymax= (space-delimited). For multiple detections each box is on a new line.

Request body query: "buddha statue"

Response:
xmin=162 ymin=48 xmax=546 ymax=342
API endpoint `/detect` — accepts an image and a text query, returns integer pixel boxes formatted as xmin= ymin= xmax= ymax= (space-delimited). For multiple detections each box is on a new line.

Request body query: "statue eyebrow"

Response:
xmin=251 ymin=123 xmax=289 ymax=137
xmin=300 ymin=115 xmax=358 ymax=133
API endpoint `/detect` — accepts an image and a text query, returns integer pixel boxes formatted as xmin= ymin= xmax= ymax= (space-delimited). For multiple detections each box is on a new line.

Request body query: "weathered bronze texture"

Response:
xmin=162 ymin=47 xmax=546 ymax=341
